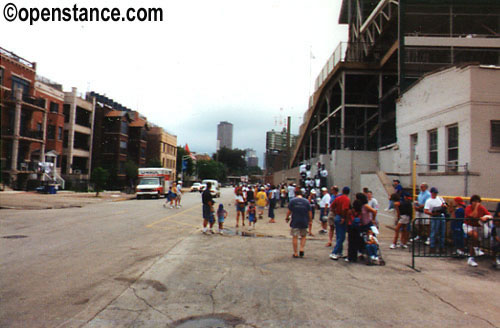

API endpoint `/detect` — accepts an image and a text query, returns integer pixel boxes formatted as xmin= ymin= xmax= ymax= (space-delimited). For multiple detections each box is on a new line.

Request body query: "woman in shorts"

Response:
xmin=235 ymin=189 xmax=246 ymax=228
xmin=390 ymin=193 xmax=412 ymax=249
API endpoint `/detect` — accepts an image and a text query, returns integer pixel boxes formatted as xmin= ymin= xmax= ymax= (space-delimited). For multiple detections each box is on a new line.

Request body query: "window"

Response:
xmin=428 ymin=129 xmax=438 ymax=170
xmin=120 ymin=140 xmax=127 ymax=154
xmin=11 ymin=76 xmax=30 ymax=96
xmin=50 ymin=101 xmax=59 ymax=113
xmin=447 ymin=125 xmax=458 ymax=171
xmin=140 ymin=147 xmax=146 ymax=158
xmin=47 ymin=125 xmax=56 ymax=140
xmin=63 ymin=131 xmax=68 ymax=147
xmin=120 ymin=121 xmax=128 ymax=135
xmin=63 ymin=104 xmax=70 ymax=123
xmin=58 ymin=127 xmax=63 ymax=141
xmin=492 ymin=121 xmax=500 ymax=148
xmin=37 ymin=123 xmax=42 ymax=132
xmin=0 ymin=67 xmax=4 ymax=86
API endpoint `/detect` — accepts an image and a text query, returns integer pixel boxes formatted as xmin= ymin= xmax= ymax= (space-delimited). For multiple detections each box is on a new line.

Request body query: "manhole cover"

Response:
xmin=2 ymin=235 xmax=28 ymax=239
xmin=169 ymin=314 xmax=244 ymax=328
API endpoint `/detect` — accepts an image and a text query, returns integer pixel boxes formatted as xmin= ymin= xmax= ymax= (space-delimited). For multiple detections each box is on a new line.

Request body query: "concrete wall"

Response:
xmin=395 ymin=65 xmax=500 ymax=198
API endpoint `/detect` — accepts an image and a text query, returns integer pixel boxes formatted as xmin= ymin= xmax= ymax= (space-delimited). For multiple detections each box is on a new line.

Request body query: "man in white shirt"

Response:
xmin=319 ymin=187 xmax=331 ymax=234
xmin=367 ymin=190 xmax=379 ymax=227
xmin=288 ymin=183 xmax=296 ymax=201
xmin=424 ymin=187 xmax=447 ymax=252
xmin=176 ymin=181 xmax=183 ymax=208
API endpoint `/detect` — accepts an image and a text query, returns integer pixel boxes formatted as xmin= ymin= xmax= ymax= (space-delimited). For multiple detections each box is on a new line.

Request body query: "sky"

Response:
xmin=1 ymin=0 xmax=348 ymax=166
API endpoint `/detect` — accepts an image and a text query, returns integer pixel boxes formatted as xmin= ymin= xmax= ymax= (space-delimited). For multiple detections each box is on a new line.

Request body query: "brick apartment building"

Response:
xmin=146 ymin=126 xmax=177 ymax=179
xmin=1 ymin=47 xmax=47 ymax=189
xmin=91 ymin=92 xmax=149 ymax=189
xmin=33 ymin=76 xmax=65 ymax=180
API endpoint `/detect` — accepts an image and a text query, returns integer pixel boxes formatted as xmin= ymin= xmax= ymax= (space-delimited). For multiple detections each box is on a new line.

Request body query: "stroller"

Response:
xmin=361 ymin=225 xmax=385 ymax=266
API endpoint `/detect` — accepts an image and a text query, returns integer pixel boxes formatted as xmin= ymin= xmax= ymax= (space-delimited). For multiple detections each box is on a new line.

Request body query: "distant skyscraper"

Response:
xmin=244 ymin=148 xmax=259 ymax=167
xmin=217 ymin=121 xmax=233 ymax=150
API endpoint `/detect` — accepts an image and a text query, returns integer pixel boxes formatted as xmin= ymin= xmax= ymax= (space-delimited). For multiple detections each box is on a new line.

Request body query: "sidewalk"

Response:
xmin=85 ymin=204 xmax=500 ymax=328
xmin=0 ymin=191 xmax=135 ymax=210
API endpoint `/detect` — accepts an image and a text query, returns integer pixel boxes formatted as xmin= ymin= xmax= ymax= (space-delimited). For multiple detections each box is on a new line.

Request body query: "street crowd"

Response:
xmin=198 ymin=163 xmax=500 ymax=268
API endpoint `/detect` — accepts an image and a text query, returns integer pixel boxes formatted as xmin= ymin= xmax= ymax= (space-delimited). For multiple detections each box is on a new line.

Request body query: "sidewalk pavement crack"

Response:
xmin=131 ymin=286 xmax=173 ymax=321
xmin=209 ymin=268 xmax=230 ymax=313
xmin=107 ymin=307 xmax=145 ymax=314
xmin=412 ymin=278 xmax=498 ymax=328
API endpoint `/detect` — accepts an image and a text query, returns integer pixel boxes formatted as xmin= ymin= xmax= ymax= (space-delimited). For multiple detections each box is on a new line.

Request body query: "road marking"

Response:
xmin=153 ymin=221 xmax=200 ymax=229
xmin=146 ymin=206 xmax=199 ymax=228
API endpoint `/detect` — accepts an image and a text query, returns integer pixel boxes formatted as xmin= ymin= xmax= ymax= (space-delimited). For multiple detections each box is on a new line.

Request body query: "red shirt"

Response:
xmin=465 ymin=204 xmax=491 ymax=227
xmin=331 ymin=194 xmax=351 ymax=218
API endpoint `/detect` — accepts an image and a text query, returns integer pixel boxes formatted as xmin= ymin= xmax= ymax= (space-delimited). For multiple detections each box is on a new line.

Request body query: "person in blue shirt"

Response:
xmin=451 ymin=197 xmax=466 ymax=256
xmin=413 ymin=182 xmax=431 ymax=244
xmin=285 ymin=189 xmax=312 ymax=258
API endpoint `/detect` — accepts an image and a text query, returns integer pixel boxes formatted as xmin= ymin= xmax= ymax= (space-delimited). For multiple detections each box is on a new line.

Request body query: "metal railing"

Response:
xmin=410 ymin=217 xmax=499 ymax=271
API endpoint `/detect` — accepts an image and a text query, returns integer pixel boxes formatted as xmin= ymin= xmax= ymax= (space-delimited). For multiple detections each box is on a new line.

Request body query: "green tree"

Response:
xmin=247 ymin=166 xmax=263 ymax=176
xmin=91 ymin=167 xmax=109 ymax=197
xmin=177 ymin=146 xmax=194 ymax=176
xmin=146 ymin=158 xmax=162 ymax=167
xmin=124 ymin=160 xmax=138 ymax=189
xmin=196 ymin=160 xmax=226 ymax=181
xmin=215 ymin=147 xmax=247 ymax=175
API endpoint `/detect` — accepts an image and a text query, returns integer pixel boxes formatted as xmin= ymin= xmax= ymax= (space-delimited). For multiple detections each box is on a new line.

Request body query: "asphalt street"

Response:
xmin=1 ymin=188 xmax=499 ymax=328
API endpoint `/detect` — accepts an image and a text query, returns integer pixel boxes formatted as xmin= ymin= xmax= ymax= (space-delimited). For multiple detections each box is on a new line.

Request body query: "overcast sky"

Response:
xmin=2 ymin=0 xmax=347 ymax=166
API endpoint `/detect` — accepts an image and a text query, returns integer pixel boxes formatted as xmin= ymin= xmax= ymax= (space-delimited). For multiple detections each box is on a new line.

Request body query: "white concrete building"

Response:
xmin=62 ymin=88 xmax=95 ymax=184
xmin=395 ymin=65 xmax=500 ymax=198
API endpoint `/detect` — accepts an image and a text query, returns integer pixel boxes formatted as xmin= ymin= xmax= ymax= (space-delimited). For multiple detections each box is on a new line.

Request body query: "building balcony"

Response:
xmin=20 ymin=129 xmax=43 ymax=140
xmin=1 ymin=128 xmax=44 ymax=142
xmin=1 ymin=89 xmax=46 ymax=111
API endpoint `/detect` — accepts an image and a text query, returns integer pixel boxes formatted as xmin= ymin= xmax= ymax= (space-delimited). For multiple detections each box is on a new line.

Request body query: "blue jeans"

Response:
xmin=430 ymin=218 xmax=446 ymax=249
xmin=332 ymin=215 xmax=346 ymax=255
xmin=268 ymin=199 xmax=276 ymax=219
xmin=366 ymin=244 xmax=378 ymax=258
xmin=451 ymin=219 xmax=464 ymax=249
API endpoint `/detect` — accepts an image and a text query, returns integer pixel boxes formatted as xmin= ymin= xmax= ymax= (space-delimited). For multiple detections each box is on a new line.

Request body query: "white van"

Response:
xmin=201 ymin=179 xmax=220 ymax=198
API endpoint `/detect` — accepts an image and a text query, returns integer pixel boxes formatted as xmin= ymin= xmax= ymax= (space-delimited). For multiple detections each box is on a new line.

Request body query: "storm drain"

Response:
xmin=2 ymin=235 xmax=28 ymax=239
xmin=169 ymin=313 xmax=245 ymax=328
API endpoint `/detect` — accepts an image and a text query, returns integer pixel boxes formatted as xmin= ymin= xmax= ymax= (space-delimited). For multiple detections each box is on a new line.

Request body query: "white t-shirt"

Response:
xmin=319 ymin=193 xmax=331 ymax=208
xmin=235 ymin=195 xmax=245 ymax=204
xmin=177 ymin=184 xmax=182 ymax=193
xmin=320 ymin=169 xmax=328 ymax=177
xmin=368 ymin=198 xmax=379 ymax=210
xmin=424 ymin=197 xmax=444 ymax=214
xmin=288 ymin=185 xmax=296 ymax=198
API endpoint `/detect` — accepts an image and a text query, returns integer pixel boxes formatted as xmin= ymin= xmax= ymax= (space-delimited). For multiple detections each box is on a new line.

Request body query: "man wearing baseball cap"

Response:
xmin=424 ymin=187 xmax=447 ymax=253
xmin=318 ymin=187 xmax=331 ymax=234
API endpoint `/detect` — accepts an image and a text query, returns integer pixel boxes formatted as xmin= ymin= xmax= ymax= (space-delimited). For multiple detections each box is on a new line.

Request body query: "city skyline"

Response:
xmin=0 ymin=0 xmax=348 ymax=166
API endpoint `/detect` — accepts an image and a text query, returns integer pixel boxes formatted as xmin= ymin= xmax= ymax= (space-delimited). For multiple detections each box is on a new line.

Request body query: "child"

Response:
xmin=217 ymin=204 xmax=228 ymax=235
xmin=365 ymin=228 xmax=379 ymax=263
xmin=247 ymin=200 xmax=257 ymax=230
xmin=164 ymin=186 xmax=174 ymax=208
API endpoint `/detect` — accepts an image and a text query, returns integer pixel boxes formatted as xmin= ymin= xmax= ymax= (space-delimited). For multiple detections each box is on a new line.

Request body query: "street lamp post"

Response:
xmin=181 ymin=155 xmax=191 ymax=183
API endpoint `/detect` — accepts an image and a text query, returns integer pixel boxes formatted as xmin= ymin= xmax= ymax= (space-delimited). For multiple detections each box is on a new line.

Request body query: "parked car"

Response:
xmin=201 ymin=179 xmax=221 ymax=198
xmin=190 ymin=182 xmax=202 ymax=192
xmin=199 ymin=183 xmax=207 ymax=193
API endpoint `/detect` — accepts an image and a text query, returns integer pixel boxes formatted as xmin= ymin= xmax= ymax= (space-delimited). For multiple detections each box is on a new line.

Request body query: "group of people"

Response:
xmin=199 ymin=177 xmax=500 ymax=268
xmin=405 ymin=181 xmax=499 ymax=267
xmin=163 ymin=181 xmax=183 ymax=209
